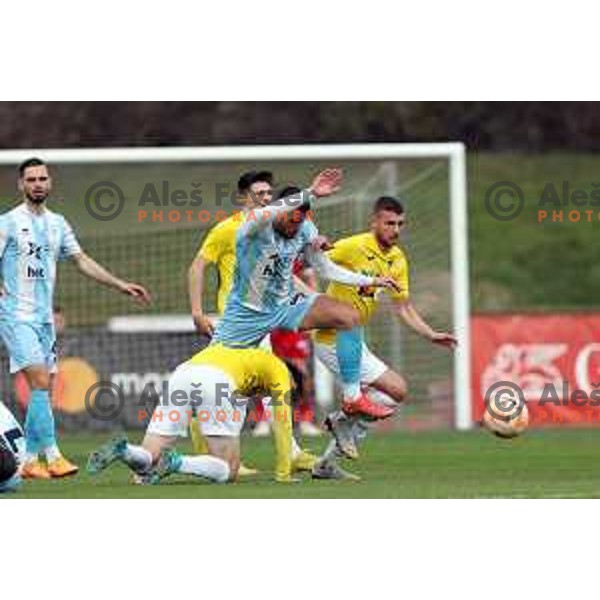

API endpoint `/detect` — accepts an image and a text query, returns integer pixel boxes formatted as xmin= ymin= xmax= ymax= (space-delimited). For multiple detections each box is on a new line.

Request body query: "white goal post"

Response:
xmin=0 ymin=143 xmax=472 ymax=431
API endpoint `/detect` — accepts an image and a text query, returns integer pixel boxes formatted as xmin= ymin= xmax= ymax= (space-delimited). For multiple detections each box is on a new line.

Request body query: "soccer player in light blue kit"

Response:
xmin=0 ymin=158 xmax=151 ymax=480
xmin=213 ymin=168 xmax=399 ymax=423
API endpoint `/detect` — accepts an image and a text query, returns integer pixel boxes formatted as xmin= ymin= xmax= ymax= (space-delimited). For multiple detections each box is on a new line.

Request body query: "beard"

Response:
xmin=26 ymin=192 xmax=48 ymax=205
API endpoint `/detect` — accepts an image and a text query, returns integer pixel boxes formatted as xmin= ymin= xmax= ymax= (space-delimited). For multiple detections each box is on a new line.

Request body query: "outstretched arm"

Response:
xmin=307 ymin=249 xmax=400 ymax=291
xmin=72 ymin=252 xmax=151 ymax=305
xmin=238 ymin=168 xmax=343 ymax=238
xmin=391 ymin=299 xmax=457 ymax=349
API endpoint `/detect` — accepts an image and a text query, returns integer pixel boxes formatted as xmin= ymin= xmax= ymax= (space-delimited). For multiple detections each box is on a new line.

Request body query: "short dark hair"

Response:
xmin=19 ymin=157 xmax=47 ymax=177
xmin=373 ymin=196 xmax=405 ymax=216
xmin=238 ymin=170 xmax=274 ymax=195
xmin=277 ymin=185 xmax=310 ymax=212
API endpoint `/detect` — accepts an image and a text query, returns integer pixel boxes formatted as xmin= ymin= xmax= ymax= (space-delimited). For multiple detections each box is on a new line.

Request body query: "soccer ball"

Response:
xmin=482 ymin=397 xmax=529 ymax=439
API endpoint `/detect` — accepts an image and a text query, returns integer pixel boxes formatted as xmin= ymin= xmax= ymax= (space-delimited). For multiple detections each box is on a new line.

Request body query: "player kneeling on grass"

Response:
xmin=87 ymin=344 xmax=299 ymax=484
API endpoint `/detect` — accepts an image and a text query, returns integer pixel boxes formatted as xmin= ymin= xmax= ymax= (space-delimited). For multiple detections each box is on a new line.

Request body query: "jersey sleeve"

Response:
xmin=237 ymin=190 xmax=314 ymax=239
xmin=59 ymin=218 xmax=82 ymax=260
xmin=302 ymin=218 xmax=320 ymax=244
xmin=389 ymin=253 xmax=410 ymax=301
xmin=198 ymin=225 xmax=224 ymax=264
xmin=326 ymin=238 xmax=357 ymax=269
xmin=0 ymin=217 xmax=9 ymax=260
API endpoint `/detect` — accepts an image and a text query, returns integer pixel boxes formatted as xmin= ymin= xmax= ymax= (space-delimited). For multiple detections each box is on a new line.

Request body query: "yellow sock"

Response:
xmin=272 ymin=397 xmax=293 ymax=481
xmin=190 ymin=417 xmax=209 ymax=454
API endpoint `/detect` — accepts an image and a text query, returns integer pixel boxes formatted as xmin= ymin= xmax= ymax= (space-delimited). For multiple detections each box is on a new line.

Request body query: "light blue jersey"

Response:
xmin=233 ymin=216 xmax=318 ymax=312
xmin=0 ymin=204 xmax=81 ymax=324
xmin=213 ymin=198 xmax=320 ymax=348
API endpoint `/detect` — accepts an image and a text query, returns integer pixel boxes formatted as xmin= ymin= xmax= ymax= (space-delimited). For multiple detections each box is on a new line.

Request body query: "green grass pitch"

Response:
xmin=5 ymin=429 xmax=600 ymax=499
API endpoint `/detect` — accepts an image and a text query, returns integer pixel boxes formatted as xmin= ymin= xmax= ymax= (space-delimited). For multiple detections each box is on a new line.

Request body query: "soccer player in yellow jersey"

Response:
xmin=87 ymin=344 xmax=295 ymax=484
xmin=187 ymin=171 xmax=316 ymax=479
xmin=312 ymin=196 xmax=457 ymax=479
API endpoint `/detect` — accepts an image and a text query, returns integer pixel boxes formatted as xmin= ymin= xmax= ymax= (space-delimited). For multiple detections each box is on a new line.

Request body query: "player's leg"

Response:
xmin=87 ymin=364 xmax=195 ymax=478
xmin=369 ymin=368 xmax=408 ymax=408
xmin=87 ymin=431 xmax=174 ymax=479
xmin=298 ymin=296 xmax=394 ymax=420
xmin=314 ymin=343 xmax=400 ymax=477
xmin=190 ymin=417 xmax=209 ymax=453
xmin=0 ymin=321 xmax=50 ymax=478
xmin=38 ymin=323 xmax=78 ymax=477
xmin=151 ymin=366 xmax=244 ymax=484
xmin=21 ymin=365 xmax=53 ymax=476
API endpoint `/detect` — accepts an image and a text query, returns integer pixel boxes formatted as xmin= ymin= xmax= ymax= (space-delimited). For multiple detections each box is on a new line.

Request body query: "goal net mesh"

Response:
xmin=0 ymin=157 xmax=455 ymax=431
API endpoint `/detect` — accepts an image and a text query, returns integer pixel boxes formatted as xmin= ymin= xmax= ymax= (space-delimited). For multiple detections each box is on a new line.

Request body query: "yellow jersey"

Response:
xmin=187 ymin=344 xmax=294 ymax=480
xmin=187 ymin=344 xmax=292 ymax=398
xmin=316 ymin=232 xmax=410 ymax=345
xmin=197 ymin=214 xmax=243 ymax=315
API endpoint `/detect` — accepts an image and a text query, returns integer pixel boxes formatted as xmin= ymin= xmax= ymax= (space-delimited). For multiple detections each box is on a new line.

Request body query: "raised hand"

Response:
xmin=309 ymin=168 xmax=343 ymax=198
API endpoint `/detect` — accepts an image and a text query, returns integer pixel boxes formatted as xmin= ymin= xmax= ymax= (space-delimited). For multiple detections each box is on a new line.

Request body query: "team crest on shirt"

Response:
xmin=15 ymin=237 xmax=51 ymax=280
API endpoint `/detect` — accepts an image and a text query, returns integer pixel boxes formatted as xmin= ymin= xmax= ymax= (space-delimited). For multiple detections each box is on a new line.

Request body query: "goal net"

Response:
xmin=0 ymin=145 xmax=470 ymax=433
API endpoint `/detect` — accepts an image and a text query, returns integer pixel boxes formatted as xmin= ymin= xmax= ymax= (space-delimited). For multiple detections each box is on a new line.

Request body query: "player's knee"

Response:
xmin=373 ymin=373 xmax=408 ymax=405
xmin=142 ymin=434 xmax=170 ymax=464
xmin=26 ymin=370 xmax=50 ymax=390
xmin=391 ymin=377 xmax=408 ymax=402
xmin=335 ymin=306 xmax=361 ymax=330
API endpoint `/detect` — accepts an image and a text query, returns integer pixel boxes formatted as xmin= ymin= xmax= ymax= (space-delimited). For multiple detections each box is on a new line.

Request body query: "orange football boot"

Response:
xmin=47 ymin=456 xmax=79 ymax=478
xmin=342 ymin=392 xmax=395 ymax=420
xmin=20 ymin=460 xmax=52 ymax=480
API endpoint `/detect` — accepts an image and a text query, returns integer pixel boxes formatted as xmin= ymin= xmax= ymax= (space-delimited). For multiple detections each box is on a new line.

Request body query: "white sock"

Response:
xmin=179 ymin=455 xmax=230 ymax=484
xmin=368 ymin=389 xmax=399 ymax=409
xmin=24 ymin=451 xmax=39 ymax=464
xmin=122 ymin=444 xmax=153 ymax=474
xmin=342 ymin=383 xmax=361 ymax=401
xmin=261 ymin=397 xmax=273 ymax=423
xmin=44 ymin=445 xmax=62 ymax=462
xmin=321 ymin=439 xmax=339 ymax=463
xmin=291 ymin=436 xmax=302 ymax=459
xmin=352 ymin=421 xmax=369 ymax=445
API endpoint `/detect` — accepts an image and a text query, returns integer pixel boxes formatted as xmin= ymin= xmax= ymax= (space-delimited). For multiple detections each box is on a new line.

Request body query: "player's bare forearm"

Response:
xmin=74 ymin=253 xmax=124 ymax=289
xmin=393 ymin=300 xmax=437 ymax=339
xmin=188 ymin=257 xmax=207 ymax=317
xmin=188 ymin=257 xmax=214 ymax=336
xmin=392 ymin=300 xmax=458 ymax=349
xmin=73 ymin=253 xmax=151 ymax=304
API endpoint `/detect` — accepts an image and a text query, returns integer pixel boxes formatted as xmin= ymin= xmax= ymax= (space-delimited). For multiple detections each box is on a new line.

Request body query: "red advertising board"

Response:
xmin=472 ymin=314 xmax=600 ymax=428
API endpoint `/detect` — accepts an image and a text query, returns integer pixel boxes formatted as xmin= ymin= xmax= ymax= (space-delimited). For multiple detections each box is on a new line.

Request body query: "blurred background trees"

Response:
xmin=2 ymin=101 xmax=599 ymax=151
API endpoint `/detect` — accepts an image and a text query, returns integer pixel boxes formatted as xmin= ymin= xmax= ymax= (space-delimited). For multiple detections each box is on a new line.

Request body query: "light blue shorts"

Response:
xmin=0 ymin=320 xmax=57 ymax=374
xmin=214 ymin=293 xmax=320 ymax=348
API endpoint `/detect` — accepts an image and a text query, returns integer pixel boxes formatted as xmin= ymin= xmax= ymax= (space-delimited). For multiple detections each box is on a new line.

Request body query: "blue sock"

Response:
xmin=336 ymin=327 xmax=363 ymax=399
xmin=25 ymin=389 xmax=56 ymax=456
